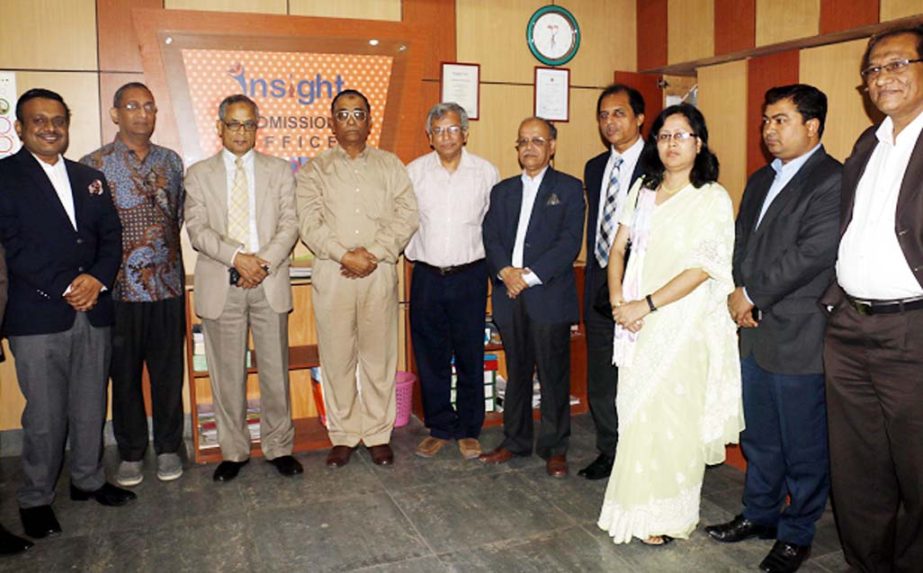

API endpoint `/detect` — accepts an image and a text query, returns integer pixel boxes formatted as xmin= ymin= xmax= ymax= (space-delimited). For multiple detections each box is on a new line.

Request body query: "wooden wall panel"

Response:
xmin=820 ymin=0 xmax=880 ymax=34
xmin=0 ymin=0 xmax=98 ymax=70
xmin=16 ymin=72 xmax=101 ymax=162
xmin=558 ymin=0 xmax=637 ymax=85
xmin=464 ymin=84 xmax=534 ymax=179
xmin=747 ymin=50 xmax=800 ymax=175
xmin=715 ymin=0 xmax=756 ymax=55
xmin=405 ymin=0 xmax=457 ymax=80
xmin=697 ymin=60 xmax=748 ymax=209
xmin=667 ymin=0 xmax=714 ymax=65
xmin=755 ymin=0 xmax=820 ymax=47
xmin=880 ymin=0 xmax=923 ymax=21
xmin=637 ymin=0 xmax=668 ymax=71
xmin=164 ymin=0 xmax=286 ymax=13
xmin=555 ymin=88 xmax=609 ymax=181
xmin=457 ymin=0 xmax=545 ymax=84
xmin=98 ymin=0 xmax=164 ymax=73
xmin=289 ymin=0 xmax=402 ymax=21
xmin=800 ymin=39 xmax=876 ymax=162
xmin=0 ymin=342 xmax=26 ymax=430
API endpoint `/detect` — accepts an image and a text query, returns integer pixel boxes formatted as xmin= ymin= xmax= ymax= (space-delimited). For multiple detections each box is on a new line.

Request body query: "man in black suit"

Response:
xmin=705 ymin=84 xmax=841 ymax=573
xmin=479 ymin=117 xmax=584 ymax=478
xmin=579 ymin=84 xmax=646 ymax=480
xmin=821 ymin=26 xmax=923 ymax=571
xmin=0 ymin=89 xmax=135 ymax=541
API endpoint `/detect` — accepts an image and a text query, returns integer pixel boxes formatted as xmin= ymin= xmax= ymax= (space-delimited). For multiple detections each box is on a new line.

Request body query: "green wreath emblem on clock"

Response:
xmin=526 ymin=5 xmax=581 ymax=66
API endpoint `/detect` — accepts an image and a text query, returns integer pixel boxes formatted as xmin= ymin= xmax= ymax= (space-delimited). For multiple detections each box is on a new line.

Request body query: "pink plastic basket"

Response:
xmin=394 ymin=371 xmax=416 ymax=428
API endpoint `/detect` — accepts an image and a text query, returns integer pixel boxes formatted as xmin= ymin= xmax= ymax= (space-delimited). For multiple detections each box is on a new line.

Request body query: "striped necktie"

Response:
xmin=228 ymin=156 xmax=250 ymax=251
xmin=595 ymin=157 xmax=623 ymax=268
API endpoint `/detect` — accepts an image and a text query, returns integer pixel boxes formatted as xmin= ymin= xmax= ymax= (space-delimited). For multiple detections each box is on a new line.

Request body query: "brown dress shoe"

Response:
xmin=479 ymin=446 xmax=515 ymax=464
xmin=368 ymin=444 xmax=394 ymax=466
xmin=415 ymin=436 xmax=448 ymax=458
xmin=546 ymin=454 xmax=568 ymax=478
xmin=326 ymin=445 xmax=355 ymax=468
xmin=457 ymin=438 xmax=482 ymax=460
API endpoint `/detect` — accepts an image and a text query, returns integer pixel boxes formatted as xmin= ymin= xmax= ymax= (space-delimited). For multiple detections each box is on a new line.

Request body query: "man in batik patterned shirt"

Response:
xmin=81 ymin=82 xmax=186 ymax=487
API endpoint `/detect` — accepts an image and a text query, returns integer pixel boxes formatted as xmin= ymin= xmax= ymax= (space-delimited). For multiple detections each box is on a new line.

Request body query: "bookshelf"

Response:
xmin=184 ymin=279 xmax=330 ymax=464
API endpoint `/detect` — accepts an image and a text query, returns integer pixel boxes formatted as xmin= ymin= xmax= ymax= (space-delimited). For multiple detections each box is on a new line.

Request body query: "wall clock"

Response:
xmin=526 ymin=5 xmax=581 ymax=67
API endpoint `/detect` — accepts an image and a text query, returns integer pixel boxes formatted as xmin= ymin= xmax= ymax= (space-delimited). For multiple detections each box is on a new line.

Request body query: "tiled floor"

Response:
xmin=0 ymin=414 xmax=849 ymax=572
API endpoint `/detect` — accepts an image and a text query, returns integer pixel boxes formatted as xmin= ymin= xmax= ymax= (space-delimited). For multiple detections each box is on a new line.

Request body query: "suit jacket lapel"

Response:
xmin=16 ymin=149 xmax=75 ymax=229
xmin=254 ymin=152 xmax=271 ymax=237
xmin=753 ymin=148 xmax=828 ymax=239
xmin=840 ymin=129 xmax=877 ymax=235
xmin=208 ymin=153 xmax=229 ymax=235
xmin=897 ymin=129 xmax=923 ymax=214
xmin=525 ymin=168 xmax=555 ymax=242
xmin=66 ymin=159 xmax=88 ymax=229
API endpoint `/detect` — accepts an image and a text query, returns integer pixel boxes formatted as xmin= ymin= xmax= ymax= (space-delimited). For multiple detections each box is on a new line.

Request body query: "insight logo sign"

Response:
xmin=228 ymin=62 xmax=345 ymax=106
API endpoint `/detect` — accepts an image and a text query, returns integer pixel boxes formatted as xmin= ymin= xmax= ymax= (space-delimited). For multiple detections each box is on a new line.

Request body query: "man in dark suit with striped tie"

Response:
xmin=579 ymin=84 xmax=646 ymax=480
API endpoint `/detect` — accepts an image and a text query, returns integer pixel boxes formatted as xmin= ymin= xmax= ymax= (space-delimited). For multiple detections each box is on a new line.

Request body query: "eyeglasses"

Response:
xmin=223 ymin=120 xmax=258 ymax=132
xmin=334 ymin=109 xmax=369 ymax=123
xmin=430 ymin=125 xmax=464 ymax=137
xmin=120 ymin=102 xmax=157 ymax=113
xmin=515 ymin=137 xmax=550 ymax=149
xmin=28 ymin=116 xmax=68 ymax=129
xmin=860 ymin=58 xmax=923 ymax=83
xmin=656 ymin=132 xmax=697 ymax=143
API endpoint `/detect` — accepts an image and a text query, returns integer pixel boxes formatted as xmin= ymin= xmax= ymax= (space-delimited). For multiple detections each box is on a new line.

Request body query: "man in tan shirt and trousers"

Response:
xmin=297 ymin=89 xmax=418 ymax=467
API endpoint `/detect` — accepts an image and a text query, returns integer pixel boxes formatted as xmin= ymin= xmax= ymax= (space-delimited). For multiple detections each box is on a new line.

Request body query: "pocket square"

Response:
xmin=546 ymin=193 xmax=561 ymax=206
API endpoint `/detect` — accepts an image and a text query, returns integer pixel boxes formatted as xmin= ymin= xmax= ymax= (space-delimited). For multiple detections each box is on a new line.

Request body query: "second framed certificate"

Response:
xmin=534 ymin=66 xmax=570 ymax=122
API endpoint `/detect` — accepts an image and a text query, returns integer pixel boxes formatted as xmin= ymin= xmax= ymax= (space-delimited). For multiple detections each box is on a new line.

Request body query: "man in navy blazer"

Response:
xmin=480 ymin=117 xmax=584 ymax=478
xmin=705 ymin=84 xmax=841 ymax=573
xmin=580 ymin=84 xmax=646 ymax=480
xmin=0 ymin=89 xmax=134 ymax=542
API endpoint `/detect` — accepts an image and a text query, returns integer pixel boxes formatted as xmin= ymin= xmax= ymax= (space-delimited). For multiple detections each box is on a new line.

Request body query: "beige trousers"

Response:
xmin=312 ymin=258 xmax=398 ymax=447
xmin=202 ymin=285 xmax=294 ymax=461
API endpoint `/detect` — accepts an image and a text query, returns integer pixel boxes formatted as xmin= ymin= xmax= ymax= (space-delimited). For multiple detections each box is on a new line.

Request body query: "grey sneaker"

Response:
xmin=156 ymin=453 xmax=183 ymax=482
xmin=116 ymin=460 xmax=144 ymax=487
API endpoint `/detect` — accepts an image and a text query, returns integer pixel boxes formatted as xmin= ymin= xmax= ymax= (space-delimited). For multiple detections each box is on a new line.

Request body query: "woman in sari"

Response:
xmin=597 ymin=103 xmax=744 ymax=546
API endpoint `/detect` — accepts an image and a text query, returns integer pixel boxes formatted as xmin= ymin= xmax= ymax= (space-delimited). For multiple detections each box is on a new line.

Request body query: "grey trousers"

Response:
xmin=201 ymin=284 xmax=294 ymax=462
xmin=9 ymin=313 xmax=110 ymax=508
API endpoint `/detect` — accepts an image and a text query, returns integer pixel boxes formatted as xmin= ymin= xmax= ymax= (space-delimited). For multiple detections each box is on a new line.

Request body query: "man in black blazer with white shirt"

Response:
xmin=480 ymin=117 xmax=584 ymax=478
xmin=580 ymin=84 xmax=646 ymax=480
xmin=705 ymin=84 xmax=841 ymax=573
xmin=0 ymin=89 xmax=134 ymax=541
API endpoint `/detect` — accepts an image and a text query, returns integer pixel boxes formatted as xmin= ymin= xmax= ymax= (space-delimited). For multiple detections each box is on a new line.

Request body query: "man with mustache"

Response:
xmin=0 ymin=88 xmax=133 ymax=541
xmin=479 ymin=117 xmax=584 ymax=478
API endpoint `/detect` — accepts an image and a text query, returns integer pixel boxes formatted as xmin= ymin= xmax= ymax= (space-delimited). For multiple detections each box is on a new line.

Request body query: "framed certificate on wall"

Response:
xmin=440 ymin=62 xmax=480 ymax=120
xmin=534 ymin=66 xmax=570 ymax=122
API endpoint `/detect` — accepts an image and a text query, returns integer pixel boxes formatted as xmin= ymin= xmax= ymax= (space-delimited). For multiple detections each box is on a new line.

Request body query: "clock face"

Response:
xmin=527 ymin=6 xmax=580 ymax=66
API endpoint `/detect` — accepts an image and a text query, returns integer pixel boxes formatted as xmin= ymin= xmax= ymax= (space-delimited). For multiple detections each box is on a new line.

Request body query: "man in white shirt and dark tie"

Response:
xmin=406 ymin=103 xmax=499 ymax=460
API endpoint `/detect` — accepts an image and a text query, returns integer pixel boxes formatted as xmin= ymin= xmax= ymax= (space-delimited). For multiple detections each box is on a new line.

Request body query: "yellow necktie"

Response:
xmin=228 ymin=157 xmax=250 ymax=251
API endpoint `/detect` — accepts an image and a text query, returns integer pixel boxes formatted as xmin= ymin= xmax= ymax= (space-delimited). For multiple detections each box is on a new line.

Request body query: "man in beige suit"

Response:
xmin=297 ymin=89 xmax=418 ymax=467
xmin=185 ymin=94 xmax=302 ymax=482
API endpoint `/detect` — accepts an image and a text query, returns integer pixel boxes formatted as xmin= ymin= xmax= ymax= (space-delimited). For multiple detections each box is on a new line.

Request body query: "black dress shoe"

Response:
xmin=759 ymin=541 xmax=811 ymax=573
xmin=268 ymin=455 xmax=304 ymax=476
xmin=213 ymin=460 xmax=249 ymax=482
xmin=19 ymin=506 xmax=61 ymax=539
xmin=70 ymin=482 xmax=138 ymax=506
xmin=705 ymin=514 xmax=777 ymax=543
xmin=0 ymin=524 xmax=33 ymax=554
xmin=577 ymin=453 xmax=614 ymax=480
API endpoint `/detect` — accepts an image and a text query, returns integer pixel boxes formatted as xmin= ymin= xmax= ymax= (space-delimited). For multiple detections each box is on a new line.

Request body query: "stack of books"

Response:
xmin=449 ymin=353 xmax=499 ymax=413
xmin=197 ymin=400 xmax=262 ymax=449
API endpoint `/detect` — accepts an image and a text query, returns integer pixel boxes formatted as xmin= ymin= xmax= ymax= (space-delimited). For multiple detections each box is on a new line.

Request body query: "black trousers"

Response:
xmin=584 ymin=262 xmax=619 ymax=457
xmin=824 ymin=303 xmax=923 ymax=572
xmin=496 ymin=296 xmax=571 ymax=459
xmin=410 ymin=261 xmax=488 ymax=440
xmin=110 ymin=297 xmax=186 ymax=461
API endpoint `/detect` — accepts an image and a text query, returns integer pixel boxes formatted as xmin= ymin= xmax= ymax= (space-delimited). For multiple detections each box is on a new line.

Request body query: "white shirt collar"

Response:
xmin=876 ymin=108 xmax=923 ymax=147
xmin=521 ymin=165 xmax=549 ymax=186
xmin=610 ymin=136 xmax=644 ymax=164
xmin=771 ymin=142 xmax=822 ymax=176
xmin=222 ymin=148 xmax=254 ymax=167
